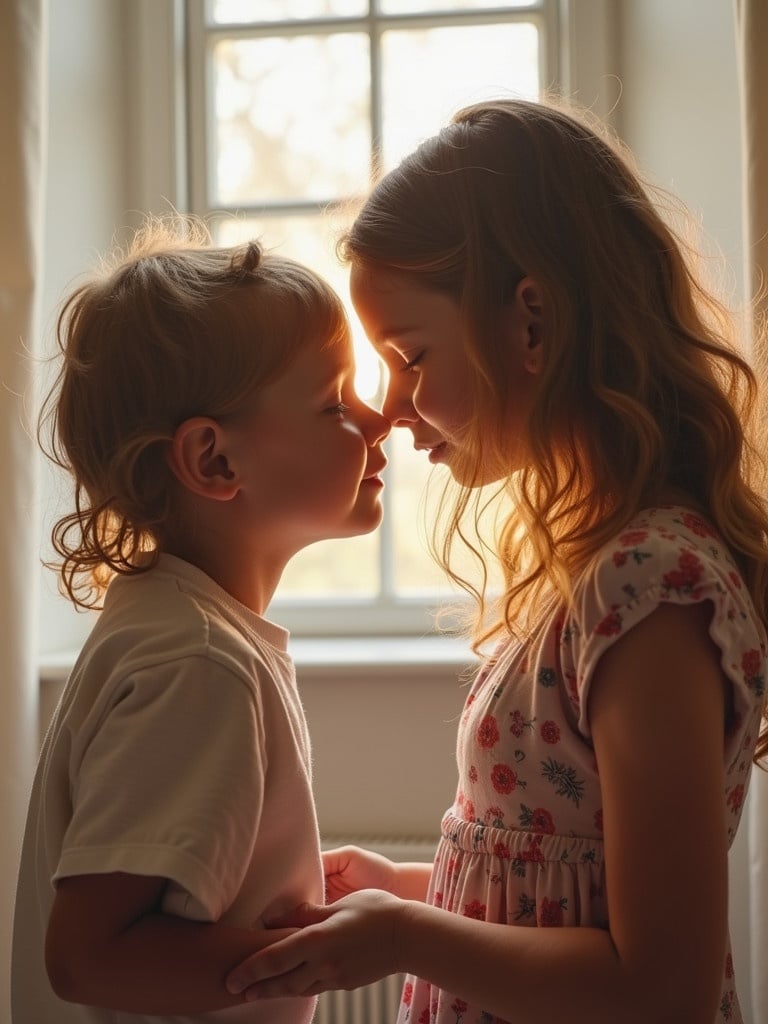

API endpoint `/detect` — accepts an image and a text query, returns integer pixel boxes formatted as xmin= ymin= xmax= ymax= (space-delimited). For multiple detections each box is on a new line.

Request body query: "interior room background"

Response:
xmin=2 ymin=1 xmax=766 ymax=1021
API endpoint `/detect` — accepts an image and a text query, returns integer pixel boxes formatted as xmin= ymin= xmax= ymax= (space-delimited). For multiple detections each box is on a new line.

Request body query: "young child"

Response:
xmin=223 ymin=100 xmax=768 ymax=1024
xmin=11 ymin=217 xmax=389 ymax=1023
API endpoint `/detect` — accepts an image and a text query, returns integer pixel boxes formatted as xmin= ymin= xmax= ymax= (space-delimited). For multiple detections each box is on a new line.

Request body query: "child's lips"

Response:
xmin=362 ymin=456 xmax=387 ymax=485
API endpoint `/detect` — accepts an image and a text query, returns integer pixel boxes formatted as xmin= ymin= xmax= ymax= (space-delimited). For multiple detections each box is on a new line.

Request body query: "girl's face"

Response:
xmin=350 ymin=263 xmax=540 ymax=486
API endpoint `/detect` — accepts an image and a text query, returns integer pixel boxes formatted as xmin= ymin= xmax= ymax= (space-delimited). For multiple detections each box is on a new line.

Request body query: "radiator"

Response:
xmin=314 ymin=972 xmax=406 ymax=1024
xmin=314 ymin=835 xmax=437 ymax=1024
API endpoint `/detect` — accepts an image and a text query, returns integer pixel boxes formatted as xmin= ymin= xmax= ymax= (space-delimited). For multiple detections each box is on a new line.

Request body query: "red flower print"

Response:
xmin=464 ymin=800 xmax=476 ymax=821
xmin=595 ymin=610 xmax=622 ymax=636
xmin=519 ymin=804 xmax=556 ymax=833
xmin=720 ymin=990 xmax=735 ymax=1020
xmin=402 ymin=982 xmax=414 ymax=1007
xmin=540 ymin=720 xmax=561 ymax=744
xmin=485 ymin=804 xmax=505 ymax=826
xmin=509 ymin=710 xmax=534 ymax=737
xmin=594 ymin=808 xmax=604 ymax=833
xmin=461 ymin=693 xmax=476 ymax=723
xmin=493 ymin=840 xmax=511 ymax=860
xmin=619 ymin=529 xmax=648 ymax=546
xmin=727 ymin=784 xmax=745 ymax=814
xmin=477 ymin=713 xmax=500 ymax=749
xmin=538 ymin=897 xmax=567 ymax=927
xmin=491 ymin=763 xmax=518 ymax=794
xmin=433 ymin=891 xmax=444 ymax=908
xmin=729 ymin=571 xmax=743 ymax=590
xmin=725 ymin=953 xmax=734 ymax=980
xmin=742 ymin=648 xmax=765 ymax=696
xmin=469 ymin=765 xmax=478 ymax=783
xmin=531 ymin=807 xmax=555 ymax=834
xmin=662 ymin=549 xmax=703 ymax=594
xmin=742 ymin=649 xmax=760 ymax=677
xmin=612 ymin=550 xmax=628 ymax=568
xmin=418 ymin=1009 xmax=431 ymax=1024
xmin=681 ymin=512 xmax=712 ymax=537
xmin=451 ymin=998 xmax=468 ymax=1019
xmin=463 ymin=898 xmax=487 ymax=919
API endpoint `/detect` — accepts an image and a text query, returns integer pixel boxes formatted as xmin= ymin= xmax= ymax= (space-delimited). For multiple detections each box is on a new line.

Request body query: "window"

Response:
xmin=173 ymin=0 xmax=610 ymax=635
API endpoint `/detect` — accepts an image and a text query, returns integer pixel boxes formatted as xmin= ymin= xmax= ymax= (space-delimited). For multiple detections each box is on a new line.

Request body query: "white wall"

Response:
xmin=39 ymin=0 xmax=130 ymax=657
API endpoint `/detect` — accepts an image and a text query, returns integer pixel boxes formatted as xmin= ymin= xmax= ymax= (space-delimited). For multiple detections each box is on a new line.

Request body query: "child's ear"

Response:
xmin=510 ymin=276 xmax=544 ymax=375
xmin=166 ymin=417 xmax=239 ymax=501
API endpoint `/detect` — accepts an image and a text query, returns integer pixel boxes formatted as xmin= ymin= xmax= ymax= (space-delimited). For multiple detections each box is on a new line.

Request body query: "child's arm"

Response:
xmin=323 ymin=845 xmax=432 ymax=903
xmin=226 ymin=601 xmax=729 ymax=1024
xmin=45 ymin=871 xmax=298 ymax=1014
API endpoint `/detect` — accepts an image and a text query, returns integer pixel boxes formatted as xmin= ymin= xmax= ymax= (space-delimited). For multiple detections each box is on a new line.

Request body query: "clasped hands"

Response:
xmin=226 ymin=846 xmax=407 ymax=1002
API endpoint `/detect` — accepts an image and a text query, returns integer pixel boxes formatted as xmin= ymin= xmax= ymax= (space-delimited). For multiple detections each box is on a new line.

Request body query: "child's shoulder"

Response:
xmin=572 ymin=505 xmax=746 ymax=630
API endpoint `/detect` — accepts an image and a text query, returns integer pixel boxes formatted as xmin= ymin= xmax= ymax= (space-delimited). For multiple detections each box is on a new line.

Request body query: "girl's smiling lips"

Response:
xmin=415 ymin=440 xmax=448 ymax=463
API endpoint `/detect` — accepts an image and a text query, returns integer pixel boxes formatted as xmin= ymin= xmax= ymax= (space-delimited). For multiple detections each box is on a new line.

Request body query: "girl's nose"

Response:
xmin=381 ymin=383 xmax=418 ymax=428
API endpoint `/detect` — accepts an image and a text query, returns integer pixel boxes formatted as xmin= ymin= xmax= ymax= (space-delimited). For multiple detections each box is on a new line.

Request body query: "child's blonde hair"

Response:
xmin=41 ymin=216 xmax=349 ymax=611
xmin=340 ymin=98 xmax=768 ymax=762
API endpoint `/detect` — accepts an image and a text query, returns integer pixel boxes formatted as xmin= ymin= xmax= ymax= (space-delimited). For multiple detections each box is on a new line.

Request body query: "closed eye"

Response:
xmin=325 ymin=402 xmax=350 ymax=415
xmin=402 ymin=351 xmax=424 ymax=371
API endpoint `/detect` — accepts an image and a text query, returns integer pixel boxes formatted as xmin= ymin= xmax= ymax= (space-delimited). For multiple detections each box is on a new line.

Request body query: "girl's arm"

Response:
xmin=226 ymin=601 xmax=729 ymax=1024
xmin=45 ymin=871 xmax=298 ymax=1013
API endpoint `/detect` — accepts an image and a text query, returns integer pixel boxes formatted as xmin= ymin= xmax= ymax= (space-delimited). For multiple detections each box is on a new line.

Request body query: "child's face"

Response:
xmin=228 ymin=331 xmax=389 ymax=547
xmin=350 ymin=264 xmax=535 ymax=486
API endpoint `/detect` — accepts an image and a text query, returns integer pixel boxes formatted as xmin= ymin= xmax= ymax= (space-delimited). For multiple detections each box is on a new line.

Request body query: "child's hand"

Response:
xmin=322 ymin=845 xmax=398 ymax=902
xmin=225 ymin=889 xmax=405 ymax=1001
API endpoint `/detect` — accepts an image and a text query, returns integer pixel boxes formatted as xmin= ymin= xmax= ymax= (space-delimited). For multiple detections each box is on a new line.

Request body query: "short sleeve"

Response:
xmin=560 ymin=514 xmax=767 ymax=766
xmin=56 ymin=656 xmax=266 ymax=922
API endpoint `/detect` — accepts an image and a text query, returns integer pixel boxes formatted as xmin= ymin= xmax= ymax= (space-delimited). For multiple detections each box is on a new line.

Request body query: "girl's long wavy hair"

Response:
xmin=339 ymin=98 xmax=768 ymax=764
xmin=40 ymin=216 xmax=348 ymax=610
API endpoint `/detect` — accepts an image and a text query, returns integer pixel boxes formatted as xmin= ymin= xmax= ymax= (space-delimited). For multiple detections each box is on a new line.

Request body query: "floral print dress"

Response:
xmin=398 ymin=507 xmax=766 ymax=1024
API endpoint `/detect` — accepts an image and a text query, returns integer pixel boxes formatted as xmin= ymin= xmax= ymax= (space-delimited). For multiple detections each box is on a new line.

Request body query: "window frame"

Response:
xmin=127 ymin=0 xmax=616 ymax=636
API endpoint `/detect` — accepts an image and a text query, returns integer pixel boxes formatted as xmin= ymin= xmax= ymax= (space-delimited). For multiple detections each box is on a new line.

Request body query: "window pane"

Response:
xmin=212 ymin=34 xmax=370 ymax=204
xmin=209 ymin=0 xmax=366 ymax=23
xmin=390 ymin=430 xmax=452 ymax=595
xmin=276 ymin=532 xmax=379 ymax=598
xmin=381 ymin=22 xmax=539 ymax=169
xmin=380 ymin=0 xmax=538 ymax=10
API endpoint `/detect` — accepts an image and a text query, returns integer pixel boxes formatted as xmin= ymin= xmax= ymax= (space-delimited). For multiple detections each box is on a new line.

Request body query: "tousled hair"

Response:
xmin=40 ymin=216 xmax=349 ymax=610
xmin=339 ymin=98 xmax=768 ymax=763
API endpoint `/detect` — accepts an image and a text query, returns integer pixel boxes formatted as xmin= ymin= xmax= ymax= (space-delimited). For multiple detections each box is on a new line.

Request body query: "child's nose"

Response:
xmin=362 ymin=404 xmax=390 ymax=445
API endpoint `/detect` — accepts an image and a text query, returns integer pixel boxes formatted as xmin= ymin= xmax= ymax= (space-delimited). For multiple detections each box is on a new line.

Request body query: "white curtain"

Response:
xmin=733 ymin=1 xmax=768 ymax=1020
xmin=0 ymin=0 xmax=46 ymax=1017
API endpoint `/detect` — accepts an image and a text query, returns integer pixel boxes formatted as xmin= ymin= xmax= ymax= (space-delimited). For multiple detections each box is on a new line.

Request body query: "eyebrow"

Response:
xmin=374 ymin=326 xmax=418 ymax=347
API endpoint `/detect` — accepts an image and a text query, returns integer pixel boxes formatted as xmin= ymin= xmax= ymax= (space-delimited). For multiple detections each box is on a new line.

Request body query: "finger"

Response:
xmin=226 ymin=938 xmax=309 ymax=995
xmin=241 ymin=964 xmax=326 ymax=1002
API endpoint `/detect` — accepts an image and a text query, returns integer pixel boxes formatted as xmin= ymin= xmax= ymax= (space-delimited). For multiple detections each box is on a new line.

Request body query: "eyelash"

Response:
xmin=326 ymin=402 xmax=350 ymax=416
xmin=402 ymin=351 xmax=424 ymax=371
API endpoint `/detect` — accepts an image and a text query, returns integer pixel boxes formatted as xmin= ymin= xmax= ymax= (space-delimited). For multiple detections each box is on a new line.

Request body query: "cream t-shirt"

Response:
xmin=12 ymin=555 xmax=323 ymax=1023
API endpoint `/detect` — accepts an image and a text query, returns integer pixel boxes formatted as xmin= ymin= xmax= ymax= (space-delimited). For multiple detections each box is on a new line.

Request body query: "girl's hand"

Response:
xmin=322 ymin=845 xmax=399 ymax=902
xmin=225 ymin=889 xmax=406 ymax=1001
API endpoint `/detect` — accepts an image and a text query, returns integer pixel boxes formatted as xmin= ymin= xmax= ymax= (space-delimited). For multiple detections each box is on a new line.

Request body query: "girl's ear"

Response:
xmin=166 ymin=417 xmax=239 ymax=501
xmin=509 ymin=275 xmax=544 ymax=375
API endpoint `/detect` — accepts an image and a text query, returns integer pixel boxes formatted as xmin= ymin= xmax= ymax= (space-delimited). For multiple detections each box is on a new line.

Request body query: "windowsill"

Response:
xmin=38 ymin=634 xmax=478 ymax=685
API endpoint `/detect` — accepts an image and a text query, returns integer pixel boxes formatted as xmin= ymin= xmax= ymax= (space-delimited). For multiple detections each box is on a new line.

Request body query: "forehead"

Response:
xmin=350 ymin=263 xmax=463 ymax=347
xmin=269 ymin=330 xmax=354 ymax=394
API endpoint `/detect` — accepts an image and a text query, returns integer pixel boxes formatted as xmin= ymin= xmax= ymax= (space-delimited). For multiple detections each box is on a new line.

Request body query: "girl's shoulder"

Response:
xmin=571 ymin=505 xmax=746 ymax=627
xmin=562 ymin=505 xmax=766 ymax=742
